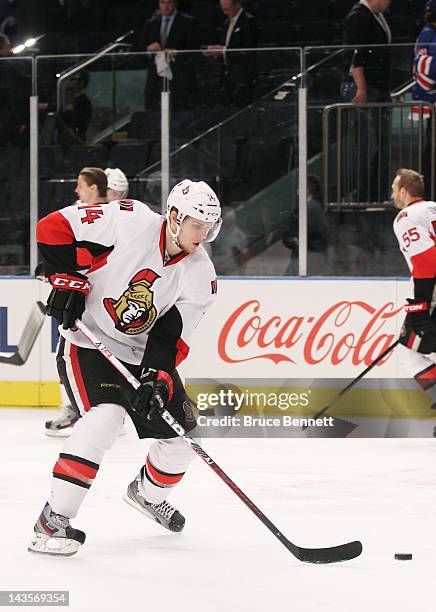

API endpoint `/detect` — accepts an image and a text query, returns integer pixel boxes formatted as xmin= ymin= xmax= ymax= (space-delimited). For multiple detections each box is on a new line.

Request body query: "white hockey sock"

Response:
xmin=49 ymin=403 xmax=125 ymax=518
xmin=139 ymin=437 xmax=197 ymax=504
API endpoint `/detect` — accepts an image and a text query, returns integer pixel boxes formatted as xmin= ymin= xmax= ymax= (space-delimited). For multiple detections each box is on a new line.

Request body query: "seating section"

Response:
xmin=1 ymin=0 xmax=421 ymax=233
xmin=37 ymin=0 xmax=420 ymax=55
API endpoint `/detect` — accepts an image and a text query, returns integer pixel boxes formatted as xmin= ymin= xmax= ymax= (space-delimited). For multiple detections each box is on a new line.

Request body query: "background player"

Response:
xmin=392 ymin=168 xmax=436 ymax=427
xmin=44 ymin=167 xmax=129 ymax=437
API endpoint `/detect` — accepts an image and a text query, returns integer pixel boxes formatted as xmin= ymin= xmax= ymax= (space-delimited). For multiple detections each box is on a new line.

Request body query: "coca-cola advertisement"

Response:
xmin=180 ymin=278 xmax=411 ymax=379
xmin=0 ymin=278 xmax=413 ymax=406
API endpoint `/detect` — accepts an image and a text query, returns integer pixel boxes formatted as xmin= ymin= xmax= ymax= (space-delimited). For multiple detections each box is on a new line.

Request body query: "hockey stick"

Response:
xmin=75 ymin=319 xmax=362 ymax=564
xmin=0 ymin=301 xmax=47 ymax=365
xmin=302 ymin=339 xmax=401 ymax=431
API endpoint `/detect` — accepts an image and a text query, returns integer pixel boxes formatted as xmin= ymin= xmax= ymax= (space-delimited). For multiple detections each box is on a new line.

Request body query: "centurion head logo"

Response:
xmin=103 ymin=269 xmax=160 ymax=335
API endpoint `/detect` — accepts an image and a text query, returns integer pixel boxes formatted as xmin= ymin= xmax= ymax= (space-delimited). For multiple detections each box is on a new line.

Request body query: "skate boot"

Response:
xmin=45 ymin=404 xmax=80 ymax=437
xmin=124 ymin=468 xmax=185 ymax=533
xmin=28 ymin=502 xmax=86 ymax=557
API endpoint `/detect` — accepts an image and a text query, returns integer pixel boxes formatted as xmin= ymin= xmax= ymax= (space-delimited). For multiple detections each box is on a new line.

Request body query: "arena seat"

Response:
xmin=108 ymin=142 xmax=150 ymax=177
xmin=256 ymin=1 xmax=295 ymax=22
xmin=63 ymin=145 xmax=108 ymax=177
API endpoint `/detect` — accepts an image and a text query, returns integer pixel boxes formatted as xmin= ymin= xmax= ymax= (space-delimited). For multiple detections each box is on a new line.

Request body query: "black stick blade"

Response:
xmin=0 ymin=352 xmax=24 ymax=365
xmin=292 ymin=540 xmax=363 ymax=564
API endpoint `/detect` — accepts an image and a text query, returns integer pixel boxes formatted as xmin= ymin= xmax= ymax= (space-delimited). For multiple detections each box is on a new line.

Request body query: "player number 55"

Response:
xmin=402 ymin=227 xmax=420 ymax=249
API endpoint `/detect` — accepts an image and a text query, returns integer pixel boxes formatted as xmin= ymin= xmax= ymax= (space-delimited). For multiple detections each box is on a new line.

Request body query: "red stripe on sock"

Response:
xmin=53 ymin=457 xmax=98 ymax=484
xmin=146 ymin=457 xmax=184 ymax=486
xmin=69 ymin=343 xmax=91 ymax=411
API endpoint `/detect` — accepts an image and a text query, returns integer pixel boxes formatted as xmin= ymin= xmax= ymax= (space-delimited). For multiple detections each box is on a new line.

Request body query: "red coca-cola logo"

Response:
xmin=218 ymin=300 xmax=403 ymax=366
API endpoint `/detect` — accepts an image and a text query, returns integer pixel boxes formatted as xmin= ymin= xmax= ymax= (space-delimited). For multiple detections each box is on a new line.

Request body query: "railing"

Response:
xmin=0 ymin=42 xmax=426 ymax=277
xmin=55 ymin=31 xmax=134 ymax=113
xmin=323 ymin=101 xmax=435 ymax=209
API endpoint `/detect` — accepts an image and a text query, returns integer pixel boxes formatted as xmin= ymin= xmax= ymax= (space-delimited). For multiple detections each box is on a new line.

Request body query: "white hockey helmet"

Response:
xmin=105 ymin=167 xmax=129 ymax=198
xmin=166 ymin=179 xmax=222 ymax=244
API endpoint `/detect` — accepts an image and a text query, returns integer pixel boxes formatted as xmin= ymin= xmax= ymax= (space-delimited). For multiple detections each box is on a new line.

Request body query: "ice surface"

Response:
xmin=1 ymin=408 xmax=435 ymax=612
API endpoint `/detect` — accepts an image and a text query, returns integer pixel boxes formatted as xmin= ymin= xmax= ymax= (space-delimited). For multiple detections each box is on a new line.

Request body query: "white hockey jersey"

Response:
xmin=393 ymin=199 xmax=436 ymax=279
xmin=37 ymin=199 xmax=217 ymax=367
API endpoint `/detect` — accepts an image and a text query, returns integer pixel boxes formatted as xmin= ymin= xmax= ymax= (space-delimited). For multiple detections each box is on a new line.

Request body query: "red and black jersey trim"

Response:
xmin=53 ymin=453 xmax=99 ymax=489
xmin=37 ymin=211 xmax=114 ymax=275
xmin=414 ymin=364 xmax=436 ymax=390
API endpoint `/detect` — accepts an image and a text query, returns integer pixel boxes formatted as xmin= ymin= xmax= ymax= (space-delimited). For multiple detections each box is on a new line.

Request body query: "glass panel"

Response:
xmin=304 ymin=43 xmax=417 ymax=277
xmin=139 ymin=47 xmax=302 ymax=275
xmin=0 ymin=56 xmax=32 ymax=275
xmin=37 ymin=51 xmax=154 ymax=219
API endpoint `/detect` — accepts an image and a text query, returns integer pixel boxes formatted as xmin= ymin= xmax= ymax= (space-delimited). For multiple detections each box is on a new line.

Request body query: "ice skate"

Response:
xmin=45 ymin=404 xmax=80 ymax=437
xmin=124 ymin=468 xmax=185 ymax=533
xmin=28 ymin=502 xmax=86 ymax=556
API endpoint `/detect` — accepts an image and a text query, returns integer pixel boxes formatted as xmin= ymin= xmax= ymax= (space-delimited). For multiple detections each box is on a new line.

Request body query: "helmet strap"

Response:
xmin=166 ymin=213 xmax=182 ymax=250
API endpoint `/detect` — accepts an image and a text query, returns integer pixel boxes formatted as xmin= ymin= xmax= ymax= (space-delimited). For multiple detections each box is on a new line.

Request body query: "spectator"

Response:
xmin=206 ymin=0 xmax=257 ymax=107
xmin=0 ymin=0 xmax=17 ymax=37
xmin=57 ymin=70 xmax=92 ymax=144
xmin=139 ymin=0 xmax=197 ymax=110
xmin=341 ymin=0 xmax=392 ymax=202
xmin=282 ymin=175 xmax=328 ymax=276
xmin=411 ymin=0 xmax=436 ymax=198
xmin=0 ymin=29 xmax=10 ymax=54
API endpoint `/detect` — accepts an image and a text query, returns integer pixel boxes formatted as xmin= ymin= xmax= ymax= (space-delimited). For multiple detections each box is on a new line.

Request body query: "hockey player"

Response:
xmin=105 ymin=167 xmax=129 ymax=201
xmin=29 ymin=178 xmax=221 ymax=556
xmin=392 ymin=168 xmax=436 ymax=415
xmin=45 ymin=167 xmax=129 ymax=437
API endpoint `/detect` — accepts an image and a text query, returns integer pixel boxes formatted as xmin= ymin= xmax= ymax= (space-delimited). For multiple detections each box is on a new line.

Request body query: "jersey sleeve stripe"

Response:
xmin=36 ymin=211 xmax=75 ymax=245
xmin=86 ymin=249 xmax=113 ymax=274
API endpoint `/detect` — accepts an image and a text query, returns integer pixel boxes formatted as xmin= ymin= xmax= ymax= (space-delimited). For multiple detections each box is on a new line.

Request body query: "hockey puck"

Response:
xmin=394 ymin=553 xmax=412 ymax=560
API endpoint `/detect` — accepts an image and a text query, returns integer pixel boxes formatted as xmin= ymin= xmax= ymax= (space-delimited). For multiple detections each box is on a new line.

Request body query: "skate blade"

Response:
xmin=28 ymin=532 xmax=81 ymax=556
xmin=123 ymin=493 xmax=184 ymax=533
xmin=44 ymin=428 xmax=73 ymax=438
xmin=123 ymin=493 xmax=161 ymax=523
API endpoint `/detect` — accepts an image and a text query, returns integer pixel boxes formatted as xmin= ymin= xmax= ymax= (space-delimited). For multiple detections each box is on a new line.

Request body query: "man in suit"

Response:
xmin=341 ymin=0 xmax=392 ymax=202
xmin=140 ymin=0 xmax=197 ymax=110
xmin=206 ymin=0 xmax=257 ymax=107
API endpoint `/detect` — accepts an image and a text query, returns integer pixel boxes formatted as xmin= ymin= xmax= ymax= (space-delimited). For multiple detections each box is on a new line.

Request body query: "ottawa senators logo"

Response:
xmin=103 ymin=269 xmax=160 ymax=335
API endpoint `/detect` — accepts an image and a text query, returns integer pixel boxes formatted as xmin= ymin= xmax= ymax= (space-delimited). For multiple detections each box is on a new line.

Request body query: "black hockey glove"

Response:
xmin=122 ymin=368 xmax=173 ymax=422
xmin=47 ymin=272 xmax=90 ymax=330
xmin=404 ymin=299 xmax=434 ymax=337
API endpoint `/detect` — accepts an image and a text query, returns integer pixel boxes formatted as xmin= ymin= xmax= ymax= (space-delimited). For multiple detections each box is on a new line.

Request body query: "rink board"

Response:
xmin=0 ymin=277 xmax=416 ymax=409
